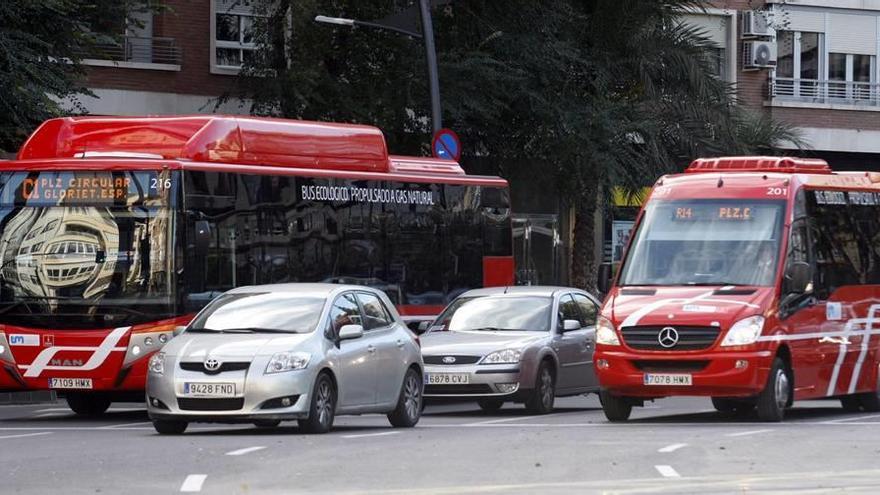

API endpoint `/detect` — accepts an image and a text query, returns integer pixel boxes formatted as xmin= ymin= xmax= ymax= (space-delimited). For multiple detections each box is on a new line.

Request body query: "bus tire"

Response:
xmin=859 ymin=389 xmax=880 ymax=412
xmin=600 ymin=389 xmax=632 ymax=422
xmin=756 ymin=358 xmax=790 ymax=422
xmin=841 ymin=395 xmax=863 ymax=412
xmin=65 ymin=393 xmax=111 ymax=417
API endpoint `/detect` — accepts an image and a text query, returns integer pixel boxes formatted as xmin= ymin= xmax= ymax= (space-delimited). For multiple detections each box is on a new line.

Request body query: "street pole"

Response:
xmin=418 ymin=0 xmax=443 ymax=133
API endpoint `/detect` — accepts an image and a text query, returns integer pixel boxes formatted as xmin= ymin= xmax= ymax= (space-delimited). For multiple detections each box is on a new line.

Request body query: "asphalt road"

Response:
xmin=2 ymin=395 xmax=880 ymax=494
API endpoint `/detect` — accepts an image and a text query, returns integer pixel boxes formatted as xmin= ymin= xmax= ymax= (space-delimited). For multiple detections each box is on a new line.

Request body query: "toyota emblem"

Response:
xmin=442 ymin=356 xmax=457 ymax=364
xmin=204 ymin=357 xmax=222 ymax=371
xmin=658 ymin=327 xmax=680 ymax=348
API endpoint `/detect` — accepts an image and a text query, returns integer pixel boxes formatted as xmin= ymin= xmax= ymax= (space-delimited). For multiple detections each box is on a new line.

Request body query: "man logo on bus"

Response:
xmin=658 ymin=327 xmax=679 ymax=348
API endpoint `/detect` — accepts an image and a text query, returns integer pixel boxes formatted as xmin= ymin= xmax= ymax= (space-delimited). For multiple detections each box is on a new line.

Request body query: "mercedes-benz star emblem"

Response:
xmin=442 ymin=356 xmax=457 ymax=364
xmin=658 ymin=327 xmax=680 ymax=348
xmin=204 ymin=357 xmax=222 ymax=371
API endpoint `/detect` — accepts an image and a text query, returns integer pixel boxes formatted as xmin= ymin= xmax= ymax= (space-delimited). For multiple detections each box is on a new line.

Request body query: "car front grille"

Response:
xmin=423 ymin=355 xmax=481 ymax=365
xmin=179 ymin=362 xmax=250 ymax=375
xmin=620 ymin=326 xmax=720 ymax=351
xmin=424 ymin=384 xmax=494 ymax=395
xmin=631 ymin=360 xmax=710 ymax=372
xmin=177 ymin=397 xmax=244 ymax=411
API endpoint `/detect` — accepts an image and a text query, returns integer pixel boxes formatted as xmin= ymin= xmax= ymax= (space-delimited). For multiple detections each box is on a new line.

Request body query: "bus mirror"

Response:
xmin=95 ymin=250 xmax=106 ymax=264
xmin=194 ymin=220 xmax=211 ymax=257
xmin=785 ymin=261 xmax=810 ymax=294
xmin=598 ymin=263 xmax=613 ymax=294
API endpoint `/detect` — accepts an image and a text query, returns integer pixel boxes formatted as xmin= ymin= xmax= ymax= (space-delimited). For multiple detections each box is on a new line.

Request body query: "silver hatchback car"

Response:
xmin=146 ymin=284 xmax=424 ymax=434
xmin=420 ymin=286 xmax=601 ymax=413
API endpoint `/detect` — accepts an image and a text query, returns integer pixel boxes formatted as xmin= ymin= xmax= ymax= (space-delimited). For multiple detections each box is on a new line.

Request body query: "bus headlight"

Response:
xmin=721 ymin=316 xmax=765 ymax=346
xmin=148 ymin=352 xmax=165 ymax=375
xmin=596 ymin=316 xmax=621 ymax=346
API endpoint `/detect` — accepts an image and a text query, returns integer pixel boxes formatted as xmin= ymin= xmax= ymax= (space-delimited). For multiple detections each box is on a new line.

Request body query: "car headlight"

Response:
xmin=596 ymin=316 xmax=621 ymax=346
xmin=480 ymin=349 xmax=522 ymax=364
xmin=266 ymin=352 xmax=311 ymax=374
xmin=721 ymin=316 xmax=765 ymax=346
xmin=148 ymin=352 xmax=165 ymax=375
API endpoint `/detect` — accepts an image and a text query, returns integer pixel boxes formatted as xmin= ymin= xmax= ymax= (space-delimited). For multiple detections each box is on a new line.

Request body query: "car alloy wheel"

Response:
xmin=540 ymin=367 xmax=554 ymax=410
xmin=315 ymin=380 xmax=334 ymax=428
xmin=403 ymin=372 xmax=422 ymax=421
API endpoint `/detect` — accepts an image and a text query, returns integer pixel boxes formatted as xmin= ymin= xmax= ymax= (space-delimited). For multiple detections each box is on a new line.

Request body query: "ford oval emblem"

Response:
xmin=442 ymin=356 xmax=457 ymax=364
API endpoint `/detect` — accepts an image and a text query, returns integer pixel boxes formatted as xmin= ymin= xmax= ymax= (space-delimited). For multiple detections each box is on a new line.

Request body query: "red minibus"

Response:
xmin=0 ymin=116 xmax=513 ymax=414
xmin=596 ymin=156 xmax=880 ymax=422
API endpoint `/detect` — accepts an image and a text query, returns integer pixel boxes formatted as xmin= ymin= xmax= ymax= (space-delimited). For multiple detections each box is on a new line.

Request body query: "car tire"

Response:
xmin=388 ymin=368 xmax=423 ymax=428
xmin=66 ymin=393 xmax=111 ymax=417
xmin=477 ymin=398 xmax=504 ymax=412
xmin=756 ymin=358 xmax=790 ymax=422
xmin=153 ymin=420 xmax=188 ymax=435
xmin=298 ymin=372 xmax=336 ymax=434
xmin=525 ymin=362 xmax=555 ymax=414
xmin=253 ymin=419 xmax=282 ymax=428
xmin=599 ymin=389 xmax=632 ymax=422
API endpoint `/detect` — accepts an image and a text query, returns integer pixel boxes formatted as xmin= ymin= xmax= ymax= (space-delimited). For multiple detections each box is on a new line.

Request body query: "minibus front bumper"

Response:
xmin=595 ymin=348 xmax=775 ymax=398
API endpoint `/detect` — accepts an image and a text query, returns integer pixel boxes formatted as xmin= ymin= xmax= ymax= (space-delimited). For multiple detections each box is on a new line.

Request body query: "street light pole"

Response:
xmin=315 ymin=1 xmax=445 ymax=133
xmin=418 ymin=0 xmax=442 ymax=133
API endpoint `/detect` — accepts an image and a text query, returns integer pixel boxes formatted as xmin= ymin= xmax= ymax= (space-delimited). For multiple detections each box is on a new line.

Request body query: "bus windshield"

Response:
xmin=0 ymin=171 xmax=176 ymax=329
xmin=618 ymin=199 xmax=786 ymax=287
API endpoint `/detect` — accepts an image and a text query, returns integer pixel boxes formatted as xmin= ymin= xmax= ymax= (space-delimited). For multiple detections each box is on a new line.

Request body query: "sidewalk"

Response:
xmin=0 ymin=391 xmax=57 ymax=404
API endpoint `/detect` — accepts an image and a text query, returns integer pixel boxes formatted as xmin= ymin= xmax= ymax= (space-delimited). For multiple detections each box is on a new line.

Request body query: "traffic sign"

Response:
xmin=432 ymin=128 xmax=461 ymax=161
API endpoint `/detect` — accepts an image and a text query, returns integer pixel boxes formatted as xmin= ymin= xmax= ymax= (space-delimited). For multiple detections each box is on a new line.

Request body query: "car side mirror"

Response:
xmin=339 ymin=324 xmax=364 ymax=341
xmin=173 ymin=325 xmax=186 ymax=337
xmin=598 ymin=263 xmax=613 ymax=295
xmin=784 ymin=261 xmax=811 ymax=294
xmin=417 ymin=321 xmax=431 ymax=334
xmin=562 ymin=319 xmax=581 ymax=332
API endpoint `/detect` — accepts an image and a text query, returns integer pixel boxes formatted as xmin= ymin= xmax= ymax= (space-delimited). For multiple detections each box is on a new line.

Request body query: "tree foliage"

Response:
xmin=0 ymin=0 xmax=155 ymax=152
xmin=232 ymin=0 xmax=803 ymax=290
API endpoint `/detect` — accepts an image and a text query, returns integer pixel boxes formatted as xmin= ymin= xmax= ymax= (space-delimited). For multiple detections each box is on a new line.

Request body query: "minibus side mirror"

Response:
xmin=785 ymin=261 xmax=811 ymax=294
xmin=194 ymin=220 xmax=212 ymax=258
xmin=597 ymin=263 xmax=613 ymax=295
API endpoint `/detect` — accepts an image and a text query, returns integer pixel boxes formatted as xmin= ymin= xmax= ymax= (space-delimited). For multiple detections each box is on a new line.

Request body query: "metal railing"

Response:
xmin=770 ymin=77 xmax=880 ymax=106
xmin=85 ymin=36 xmax=182 ymax=66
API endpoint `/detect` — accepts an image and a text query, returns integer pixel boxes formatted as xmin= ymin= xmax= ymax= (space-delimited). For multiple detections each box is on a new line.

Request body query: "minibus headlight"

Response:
xmin=266 ymin=352 xmax=311 ymax=374
xmin=721 ymin=316 xmax=765 ymax=346
xmin=148 ymin=352 xmax=165 ymax=375
xmin=596 ymin=316 xmax=621 ymax=346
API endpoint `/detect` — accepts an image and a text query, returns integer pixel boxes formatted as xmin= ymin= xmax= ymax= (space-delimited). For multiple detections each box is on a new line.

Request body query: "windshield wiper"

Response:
xmin=465 ymin=327 xmax=524 ymax=332
xmin=685 ymin=282 xmax=743 ymax=287
xmin=186 ymin=328 xmax=255 ymax=334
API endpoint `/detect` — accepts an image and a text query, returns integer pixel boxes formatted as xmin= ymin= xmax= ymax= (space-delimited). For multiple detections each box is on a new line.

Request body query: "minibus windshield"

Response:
xmin=618 ymin=199 xmax=786 ymax=287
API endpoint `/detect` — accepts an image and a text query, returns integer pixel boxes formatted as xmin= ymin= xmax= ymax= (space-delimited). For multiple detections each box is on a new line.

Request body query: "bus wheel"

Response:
xmin=756 ymin=358 xmax=790 ymax=422
xmin=841 ymin=396 xmax=863 ymax=412
xmin=858 ymin=387 xmax=880 ymax=412
xmin=599 ymin=389 xmax=632 ymax=422
xmin=65 ymin=393 xmax=111 ymax=417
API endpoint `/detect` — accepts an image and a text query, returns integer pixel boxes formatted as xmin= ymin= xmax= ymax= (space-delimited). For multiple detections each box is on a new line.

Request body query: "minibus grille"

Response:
xmin=620 ymin=326 xmax=720 ymax=351
xmin=632 ymin=360 xmax=710 ymax=372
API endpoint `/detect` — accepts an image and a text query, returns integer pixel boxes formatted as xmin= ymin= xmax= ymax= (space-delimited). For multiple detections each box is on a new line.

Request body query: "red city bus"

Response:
xmin=595 ymin=156 xmax=880 ymax=422
xmin=0 ymin=116 xmax=514 ymax=415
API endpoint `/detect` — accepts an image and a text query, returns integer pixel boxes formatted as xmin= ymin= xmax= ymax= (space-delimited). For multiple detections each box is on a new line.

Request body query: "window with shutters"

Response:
xmin=211 ymin=0 xmax=258 ymax=74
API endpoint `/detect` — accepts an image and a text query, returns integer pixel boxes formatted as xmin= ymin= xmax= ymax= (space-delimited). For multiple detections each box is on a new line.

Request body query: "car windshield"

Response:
xmin=189 ymin=292 xmax=326 ymax=333
xmin=618 ymin=199 xmax=786 ymax=287
xmin=443 ymin=296 xmax=552 ymax=332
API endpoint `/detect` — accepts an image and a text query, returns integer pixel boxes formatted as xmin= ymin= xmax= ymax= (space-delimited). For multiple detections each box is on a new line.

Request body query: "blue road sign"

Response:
xmin=432 ymin=128 xmax=461 ymax=161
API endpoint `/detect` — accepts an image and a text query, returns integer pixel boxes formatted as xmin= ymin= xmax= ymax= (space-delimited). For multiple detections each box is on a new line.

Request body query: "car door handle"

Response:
xmin=819 ymin=336 xmax=851 ymax=345
xmin=367 ymin=344 xmax=377 ymax=353
xmin=396 ymin=339 xmax=405 ymax=348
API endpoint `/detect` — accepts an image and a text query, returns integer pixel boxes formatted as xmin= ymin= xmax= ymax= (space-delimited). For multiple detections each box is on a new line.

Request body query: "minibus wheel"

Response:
xmin=65 ymin=393 xmax=111 ymax=417
xmin=858 ymin=388 xmax=880 ymax=412
xmin=756 ymin=358 xmax=790 ymax=422
xmin=599 ymin=389 xmax=632 ymax=422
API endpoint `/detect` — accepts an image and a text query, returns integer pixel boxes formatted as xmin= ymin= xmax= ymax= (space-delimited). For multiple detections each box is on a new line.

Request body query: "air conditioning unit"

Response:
xmin=743 ymin=40 xmax=777 ymax=70
xmin=741 ymin=10 xmax=774 ymax=38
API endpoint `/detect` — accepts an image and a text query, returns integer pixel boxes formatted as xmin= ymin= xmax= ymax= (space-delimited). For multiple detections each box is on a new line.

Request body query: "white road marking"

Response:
xmin=33 ymin=408 xmax=69 ymax=413
xmin=725 ymin=429 xmax=773 ymax=437
xmin=0 ymin=431 xmax=53 ymax=440
xmin=99 ymin=422 xmax=153 ymax=429
xmin=463 ymin=415 xmax=550 ymax=426
xmin=654 ymin=465 xmax=681 ymax=478
xmin=341 ymin=431 xmax=400 ymax=439
xmin=225 ymin=446 xmax=267 ymax=456
xmin=180 ymin=474 xmax=207 ymax=492
xmin=657 ymin=443 xmax=688 ymax=453
xmin=820 ymin=414 xmax=880 ymax=424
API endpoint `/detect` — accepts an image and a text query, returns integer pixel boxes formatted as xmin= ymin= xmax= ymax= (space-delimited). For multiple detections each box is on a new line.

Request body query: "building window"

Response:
xmin=212 ymin=0 xmax=257 ymax=73
xmin=774 ymin=31 xmax=824 ymax=98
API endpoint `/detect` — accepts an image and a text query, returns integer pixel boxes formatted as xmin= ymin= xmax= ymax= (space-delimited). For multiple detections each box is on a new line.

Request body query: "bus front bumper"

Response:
xmin=595 ymin=349 xmax=774 ymax=398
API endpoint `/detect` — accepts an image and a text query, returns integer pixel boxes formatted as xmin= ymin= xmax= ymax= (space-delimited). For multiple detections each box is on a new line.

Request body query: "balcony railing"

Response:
xmin=85 ymin=36 xmax=182 ymax=66
xmin=770 ymin=77 xmax=880 ymax=107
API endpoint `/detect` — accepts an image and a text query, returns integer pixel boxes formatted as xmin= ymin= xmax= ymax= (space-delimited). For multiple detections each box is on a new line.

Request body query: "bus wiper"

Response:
xmin=685 ymin=282 xmax=743 ymax=287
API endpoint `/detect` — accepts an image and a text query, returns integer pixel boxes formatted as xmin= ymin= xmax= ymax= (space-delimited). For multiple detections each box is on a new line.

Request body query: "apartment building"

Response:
xmin=77 ymin=0 xmax=253 ymax=115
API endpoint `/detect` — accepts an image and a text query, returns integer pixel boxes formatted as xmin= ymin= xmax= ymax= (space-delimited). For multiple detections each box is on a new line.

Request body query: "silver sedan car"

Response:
xmin=146 ymin=284 xmax=424 ymax=434
xmin=420 ymin=286 xmax=600 ymax=413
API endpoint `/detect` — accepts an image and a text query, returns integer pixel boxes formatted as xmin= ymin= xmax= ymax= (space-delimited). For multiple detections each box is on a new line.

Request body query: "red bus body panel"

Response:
xmin=596 ymin=157 xmax=880 ymax=401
